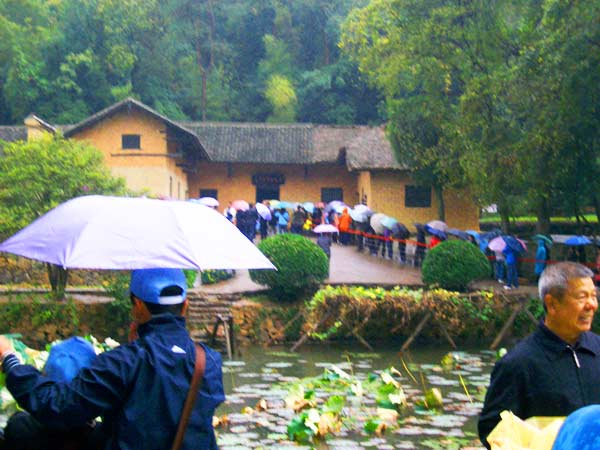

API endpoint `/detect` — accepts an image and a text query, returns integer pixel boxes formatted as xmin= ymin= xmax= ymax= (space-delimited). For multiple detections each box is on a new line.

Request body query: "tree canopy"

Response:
xmin=0 ymin=0 xmax=383 ymax=126
xmin=341 ymin=0 xmax=600 ymax=231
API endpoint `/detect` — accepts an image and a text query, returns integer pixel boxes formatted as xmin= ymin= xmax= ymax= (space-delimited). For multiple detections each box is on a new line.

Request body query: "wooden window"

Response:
xmin=405 ymin=185 xmax=431 ymax=208
xmin=122 ymin=134 xmax=140 ymax=149
xmin=321 ymin=188 xmax=343 ymax=203
xmin=199 ymin=189 xmax=218 ymax=199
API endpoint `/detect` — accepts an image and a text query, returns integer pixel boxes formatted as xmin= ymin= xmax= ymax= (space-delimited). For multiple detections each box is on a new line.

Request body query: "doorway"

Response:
xmin=256 ymin=186 xmax=279 ymax=203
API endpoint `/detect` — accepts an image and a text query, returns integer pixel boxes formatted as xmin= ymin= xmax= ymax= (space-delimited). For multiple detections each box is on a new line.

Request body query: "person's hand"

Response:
xmin=0 ymin=335 xmax=14 ymax=359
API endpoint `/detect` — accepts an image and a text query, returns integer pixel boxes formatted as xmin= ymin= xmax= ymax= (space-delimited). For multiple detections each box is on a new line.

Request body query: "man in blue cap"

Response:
xmin=0 ymin=268 xmax=225 ymax=449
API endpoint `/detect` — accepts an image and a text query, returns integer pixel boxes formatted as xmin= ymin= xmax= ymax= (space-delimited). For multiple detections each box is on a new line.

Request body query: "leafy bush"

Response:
xmin=249 ymin=234 xmax=328 ymax=300
xmin=422 ymin=240 xmax=490 ymax=291
xmin=200 ymin=269 xmax=234 ymax=285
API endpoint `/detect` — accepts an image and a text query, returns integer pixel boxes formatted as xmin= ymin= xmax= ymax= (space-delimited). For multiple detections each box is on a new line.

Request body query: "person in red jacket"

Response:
xmin=338 ymin=208 xmax=352 ymax=245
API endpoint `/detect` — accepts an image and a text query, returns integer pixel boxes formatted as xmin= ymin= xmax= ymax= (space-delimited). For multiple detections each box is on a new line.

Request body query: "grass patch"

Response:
xmin=480 ymin=214 xmax=599 ymax=224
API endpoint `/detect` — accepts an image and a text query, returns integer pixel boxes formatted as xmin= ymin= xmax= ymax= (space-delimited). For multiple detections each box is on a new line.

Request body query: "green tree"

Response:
xmin=0 ymin=134 xmax=127 ymax=298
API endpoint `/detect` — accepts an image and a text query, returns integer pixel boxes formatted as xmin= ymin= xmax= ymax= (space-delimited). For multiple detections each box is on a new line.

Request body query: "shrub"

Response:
xmin=249 ymin=234 xmax=328 ymax=300
xmin=200 ymin=269 xmax=235 ymax=285
xmin=422 ymin=240 xmax=490 ymax=291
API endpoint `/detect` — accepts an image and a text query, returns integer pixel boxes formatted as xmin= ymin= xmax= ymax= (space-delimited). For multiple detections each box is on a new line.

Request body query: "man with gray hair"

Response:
xmin=478 ymin=261 xmax=600 ymax=448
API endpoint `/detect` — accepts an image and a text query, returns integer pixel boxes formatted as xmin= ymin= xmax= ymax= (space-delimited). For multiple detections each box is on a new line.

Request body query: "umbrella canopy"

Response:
xmin=313 ymin=224 xmax=339 ymax=234
xmin=278 ymin=201 xmax=297 ymax=210
xmin=231 ymin=199 xmax=250 ymax=211
xmin=488 ymin=235 xmax=527 ymax=253
xmin=425 ymin=227 xmax=447 ymax=239
xmin=0 ymin=195 xmax=275 ymax=271
xmin=564 ymin=235 xmax=592 ymax=246
xmin=533 ymin=234 xmax=553 ymax=247
xmin=255 ymin=203 xmax=272 ymax=221
xmin=334 ymin=204 xmax=350 ymax=214
xmin=349 ymin=208 xmax=370 ymax=223
xmin=302 ymin=202 xmax=315 ymax=214
xmin=466 ymin=230 xmax=480 ymax=242
xmin=391 ymin=222 xmax=410 ymax=239
xmin=325 ymin=200 xmax=345 ymax=213
xmin=447 ymin=228 xmax=470 ymax=240
xmin=381 ymin=216 xmax=398 ymax=230
xmin=267 ymin=199 xmax=280 ymax=209
xmin=370 ymin=213 xmax=387 ymax=234
xmin=197 ymin=197 xmax=219 ymax=208
xmin=353 ymin=204 xmax=372 ymax=214
xmin=425 ymin=220 xmax=448 ymax=233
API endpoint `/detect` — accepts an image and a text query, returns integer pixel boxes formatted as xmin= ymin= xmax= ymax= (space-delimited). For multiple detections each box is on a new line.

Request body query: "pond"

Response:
xmin=217 ymin=343 xmax=495 ymax=450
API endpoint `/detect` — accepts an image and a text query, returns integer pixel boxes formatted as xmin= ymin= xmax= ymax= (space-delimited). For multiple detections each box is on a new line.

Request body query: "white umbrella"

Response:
xmin=0 ymin=195 xmax=275 ymax=271
xmin=255 ymin=203 xmax=272 ymax=221
xmin=197 ymin=197 xmax=219 ymax=208
xmin=370 ymin=213 xmax=388 ymax=234
xmin=313 ymin=224 xmax=339 ymax=234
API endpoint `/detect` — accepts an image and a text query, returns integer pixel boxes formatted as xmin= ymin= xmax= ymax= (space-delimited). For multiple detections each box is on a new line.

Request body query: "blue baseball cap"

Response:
xmin=45 ymin=336 xmax=97 ymax=383
xmin=130 ymin=268 xmax=187 ymax=305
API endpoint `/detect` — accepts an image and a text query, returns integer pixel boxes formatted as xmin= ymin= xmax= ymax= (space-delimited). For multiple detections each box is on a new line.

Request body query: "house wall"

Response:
xmin=189 ymin=162 xmax=359 ymax=206
xmin=368 ymin=171 xmax=480 ymax=231
xmin=72 ymin=111 xmax=188 ymax=198
xmin=357 ymin=171 xmax=371 ymax=206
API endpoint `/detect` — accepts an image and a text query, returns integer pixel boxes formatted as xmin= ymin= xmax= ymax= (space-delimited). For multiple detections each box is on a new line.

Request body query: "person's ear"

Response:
xmin=181 ymin=299 xmax=189 ymax=316
xmin=545 ymin=294 xmax=558 ymax=314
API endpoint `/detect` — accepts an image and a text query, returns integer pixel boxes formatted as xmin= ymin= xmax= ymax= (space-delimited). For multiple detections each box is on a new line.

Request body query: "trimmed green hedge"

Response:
xmin=422 ymin=240 xmax=490 ymax=291
xmin=249 ymin=234 xmax=328 ymax=300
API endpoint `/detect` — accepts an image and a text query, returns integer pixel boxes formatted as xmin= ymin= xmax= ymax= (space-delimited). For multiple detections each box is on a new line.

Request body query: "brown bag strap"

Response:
xmin=171 ymin=344 xmax=206 ymax=450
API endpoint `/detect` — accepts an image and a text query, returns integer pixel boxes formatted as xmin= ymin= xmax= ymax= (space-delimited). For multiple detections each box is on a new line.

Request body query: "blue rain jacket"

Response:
xmin=535 ymin=241 xmax=548 ymax=276
xmin=6 ymin=315 xmax=225 ymax=450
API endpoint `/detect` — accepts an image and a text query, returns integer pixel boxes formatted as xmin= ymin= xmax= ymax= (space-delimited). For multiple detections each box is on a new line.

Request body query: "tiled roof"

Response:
xmin=0 ymin=101 xmax=402 ymax=170
xmin=0 ymin=126 xmax=27 ymax=143
xmin=182 ymin=122 xmax=401 ymax=170
xmin=345 ymin=126 xmax=406 ymax=170
xmin=64 ymin=98 xmax=209 ymax=160
xmin=182 ymin=122 xmax=313 ymax=164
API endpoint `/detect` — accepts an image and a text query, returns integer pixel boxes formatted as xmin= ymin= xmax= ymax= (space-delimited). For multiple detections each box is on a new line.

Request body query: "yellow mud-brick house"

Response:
xmin=0 ymin=98 xmax=479 ymax=230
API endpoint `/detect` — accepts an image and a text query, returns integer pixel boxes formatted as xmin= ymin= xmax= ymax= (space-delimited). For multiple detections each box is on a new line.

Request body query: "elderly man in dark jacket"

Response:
xmin=0 ymin=268 xmax=225 ymax=450
xmin=478 ymin=262 xmax=600 ymax=448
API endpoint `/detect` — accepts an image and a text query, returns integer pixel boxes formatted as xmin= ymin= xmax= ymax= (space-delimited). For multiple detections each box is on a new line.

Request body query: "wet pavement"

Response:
xmin=196 ymin=241 xmax=423 ymax=295
xmin=195 ymin=239 xmax=539 ymax=296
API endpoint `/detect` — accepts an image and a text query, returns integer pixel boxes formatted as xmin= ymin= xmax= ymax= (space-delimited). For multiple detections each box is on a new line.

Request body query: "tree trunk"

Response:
xmin=434 ymin=184 xmax=445 ymax=221
xmin=46 ymin=263 xmax=68 ymax=300
xmin=535 ymin=197 xmax=552 ymax=235
xmin=497 ymin=201 xmax=510 ymax=234
xmin=201 ymin=70 xmax=207 ymax=121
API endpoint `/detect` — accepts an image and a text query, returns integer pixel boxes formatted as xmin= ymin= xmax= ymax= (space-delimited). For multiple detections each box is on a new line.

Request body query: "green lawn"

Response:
xmin=480 ymin=214 xmax=599 ymax=224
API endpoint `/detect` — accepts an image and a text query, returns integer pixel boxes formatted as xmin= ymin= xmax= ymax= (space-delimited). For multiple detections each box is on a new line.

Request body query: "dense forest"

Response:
xmin=0 ymin=0 xmax=384 ymax=125
xmin=1 ymin=0 xmax=599 ymax=232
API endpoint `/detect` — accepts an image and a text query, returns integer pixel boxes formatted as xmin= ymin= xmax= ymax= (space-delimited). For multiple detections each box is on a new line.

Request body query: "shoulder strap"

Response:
xmin=171 ymin=344 xmax=206 ymax=450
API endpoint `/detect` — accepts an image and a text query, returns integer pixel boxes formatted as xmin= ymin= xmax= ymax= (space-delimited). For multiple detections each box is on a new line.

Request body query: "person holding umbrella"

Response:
xmin=534 ymin=234 xmax=552 ymax=281
xmin=0 ymin=268 xmax=225 ymax=450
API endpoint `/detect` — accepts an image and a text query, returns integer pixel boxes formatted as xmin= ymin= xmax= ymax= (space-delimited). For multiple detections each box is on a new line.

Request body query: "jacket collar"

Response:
xmin=535 ymin=320 xmax=600 ymax=359
xmin=137 ymin=314 xmax=187 ymax=337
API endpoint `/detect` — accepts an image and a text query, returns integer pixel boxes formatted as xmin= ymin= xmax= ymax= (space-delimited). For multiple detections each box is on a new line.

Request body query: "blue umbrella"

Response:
xmin=564 ymin=235 xmax=592 ymax=246
xmin=425 ymin=226 xmax=447 ymax=239
xmin=501 ymin=235 xmax=527 ymax=253
xmin=391 ymin=222 xmax=410 ymax=238
xmin=381 ymin=216 xmax=399 ymax=230
xmin=447 ymin=228 xmax=470 ymax=240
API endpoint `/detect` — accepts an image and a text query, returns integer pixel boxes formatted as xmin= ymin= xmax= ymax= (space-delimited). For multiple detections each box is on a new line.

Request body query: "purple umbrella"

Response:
xmin=0 ymin=195 xmax=275 ymax=270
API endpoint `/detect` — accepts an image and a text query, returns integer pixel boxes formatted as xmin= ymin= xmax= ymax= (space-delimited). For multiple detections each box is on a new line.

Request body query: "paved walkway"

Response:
xmin=196 ymin=242 xmax=423 ymax=294
xmin=195 ymin=240 xmax=539 ymax=296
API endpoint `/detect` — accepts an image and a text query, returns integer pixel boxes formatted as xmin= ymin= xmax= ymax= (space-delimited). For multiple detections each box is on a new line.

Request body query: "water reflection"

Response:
xmin=217 ymin=343 xmax=494 ymax=449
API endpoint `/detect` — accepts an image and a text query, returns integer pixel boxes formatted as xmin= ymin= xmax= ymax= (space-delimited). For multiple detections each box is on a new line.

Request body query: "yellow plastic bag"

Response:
xmin=487 ymin=410 xmax=565 ymax=450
